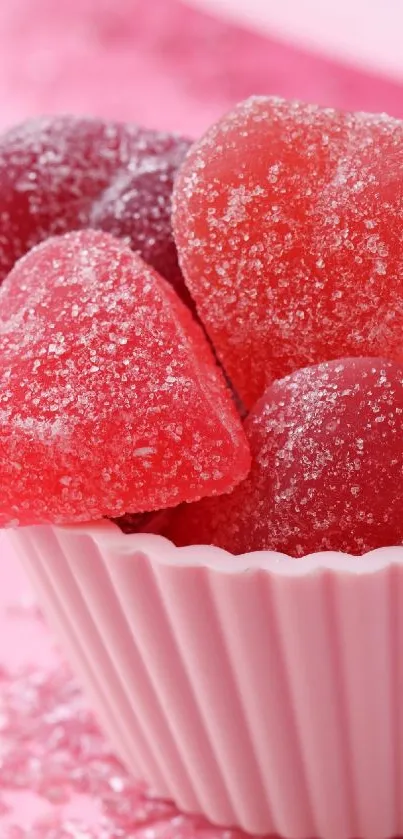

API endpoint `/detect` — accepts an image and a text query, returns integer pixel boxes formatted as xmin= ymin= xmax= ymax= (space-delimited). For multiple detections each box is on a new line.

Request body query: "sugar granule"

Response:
xmin=0 ymin=658 xmax=248 ymax=839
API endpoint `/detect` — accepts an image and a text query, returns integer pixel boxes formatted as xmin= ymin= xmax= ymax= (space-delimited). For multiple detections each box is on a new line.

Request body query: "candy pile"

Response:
xmin=2 ymin=98 xmax=403 ymax=555
xmin=0 ymin=117 xmax=191 ymax=304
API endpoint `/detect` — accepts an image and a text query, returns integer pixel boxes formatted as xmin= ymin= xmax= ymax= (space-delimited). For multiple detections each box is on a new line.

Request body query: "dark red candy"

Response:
xmin=173 ymin=96 xmax=403 ymax=407
xmin=111 ymin=510 xmax=173 ymax=535
xmin=0 ymin=229 xmax=250 ymax=527
xmin=165 ymin=358 xmax=403 ymax=557
xmin=0 ymin=115 xmax=190 ymax=301
xmin=88 ymin=136 xmax=193 ymax=309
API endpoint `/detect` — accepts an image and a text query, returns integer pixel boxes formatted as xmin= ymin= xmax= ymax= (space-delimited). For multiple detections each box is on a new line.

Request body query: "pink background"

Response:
xmin=188 ymin=0 xmax=403 ymax=81
xmin=3 ymin=0 xmax=403 ymax=140
xmin=2 ymin=0 xmax=403 ymax=834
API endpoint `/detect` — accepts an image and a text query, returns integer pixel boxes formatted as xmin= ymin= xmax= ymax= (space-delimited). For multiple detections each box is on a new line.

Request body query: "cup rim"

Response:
xmin=43 ymin=519 xmax=403 ymax=578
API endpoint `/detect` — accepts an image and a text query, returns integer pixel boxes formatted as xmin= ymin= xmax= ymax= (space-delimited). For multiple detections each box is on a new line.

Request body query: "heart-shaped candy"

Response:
xmin=0 ymin=229 xmax=250 ymax=527
xmin=173 ymin=97 xmax=403 ymax=407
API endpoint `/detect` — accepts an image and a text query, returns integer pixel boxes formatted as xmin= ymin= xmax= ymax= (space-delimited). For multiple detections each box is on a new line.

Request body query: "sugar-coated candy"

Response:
xmin=0 ymin=115 xmax=190 ymax=300
xmin=173 ymin=96 xmax=403 ymax=407
xmin=0 ymin=230 xmax=250 ymax=527
xmin=88 ymin=142 xmax=194 ymax=310
xmin=165 ymin=358 xmax=403 ymax=556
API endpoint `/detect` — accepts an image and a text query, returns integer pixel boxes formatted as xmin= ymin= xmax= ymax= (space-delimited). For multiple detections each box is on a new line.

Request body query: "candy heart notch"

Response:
xmin=0 ymin=115 xmax=191 ymax=306
xmin=173 ymin=97 xmax=403 ymax=408
xmin=165 ymin=357 xmax=403 ymax=557
xmin=0 ymin=229 xmax=250 ymax=527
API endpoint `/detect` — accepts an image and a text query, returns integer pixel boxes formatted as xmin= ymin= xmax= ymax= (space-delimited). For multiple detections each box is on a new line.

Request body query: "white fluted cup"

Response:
xmin=7 ymin=520 xmax=403 ymax=839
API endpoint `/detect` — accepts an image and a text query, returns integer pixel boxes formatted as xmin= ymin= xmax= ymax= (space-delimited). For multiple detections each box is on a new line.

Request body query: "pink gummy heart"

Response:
xmin=165 ymin=358 xmax=403 ymax=557
xmin=173 ymin=96 xmax=403 ymax=408
xmin=0 ymin=229 xmax=250 ymax=527
xmin=0 ymin=116 xmax=191 ymax=305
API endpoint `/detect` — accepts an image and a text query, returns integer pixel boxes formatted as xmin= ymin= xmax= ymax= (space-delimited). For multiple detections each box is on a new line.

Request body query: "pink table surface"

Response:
xmin=3 ymin=0 xmax=403 ymax=835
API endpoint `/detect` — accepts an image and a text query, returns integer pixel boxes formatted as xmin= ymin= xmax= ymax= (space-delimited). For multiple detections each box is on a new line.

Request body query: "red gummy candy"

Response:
xmin=0 ymin=230 xmax=250 ymax=527
xmin=165 ymin=358 xmax=403 ymax=557
xmin=0 ymin=115 xmax=190 ymax=301
xmin=173 ymin=96 xmax=403 ymax=408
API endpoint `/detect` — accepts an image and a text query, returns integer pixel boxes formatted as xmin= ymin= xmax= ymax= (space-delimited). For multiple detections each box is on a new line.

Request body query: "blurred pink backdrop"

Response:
xmin=188 ymin=0 xmax=403 ymax=80
xmin=2 ymin=0 xmax=403 ymax=141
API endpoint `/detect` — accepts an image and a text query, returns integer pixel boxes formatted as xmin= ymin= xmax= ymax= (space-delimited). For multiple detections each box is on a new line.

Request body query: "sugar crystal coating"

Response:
xmin=0 ymin=115 xmax=191 ymax=302
xmin=0 ymin=229 xmax=250 ymax=527
xmin=0 ymin=657 xmax=249 ymax=838
xmin=166 ymin=358 xmax=403 ymax=556
xmin=88 ymin=142 xmax=195 ymax=310
xmin=173 ymin=96 xmax=403 ymax=407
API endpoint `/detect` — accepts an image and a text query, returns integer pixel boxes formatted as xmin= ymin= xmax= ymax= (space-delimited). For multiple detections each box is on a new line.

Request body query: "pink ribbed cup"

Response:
xmin=7 ymin=521 xmax=403 ymax=838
